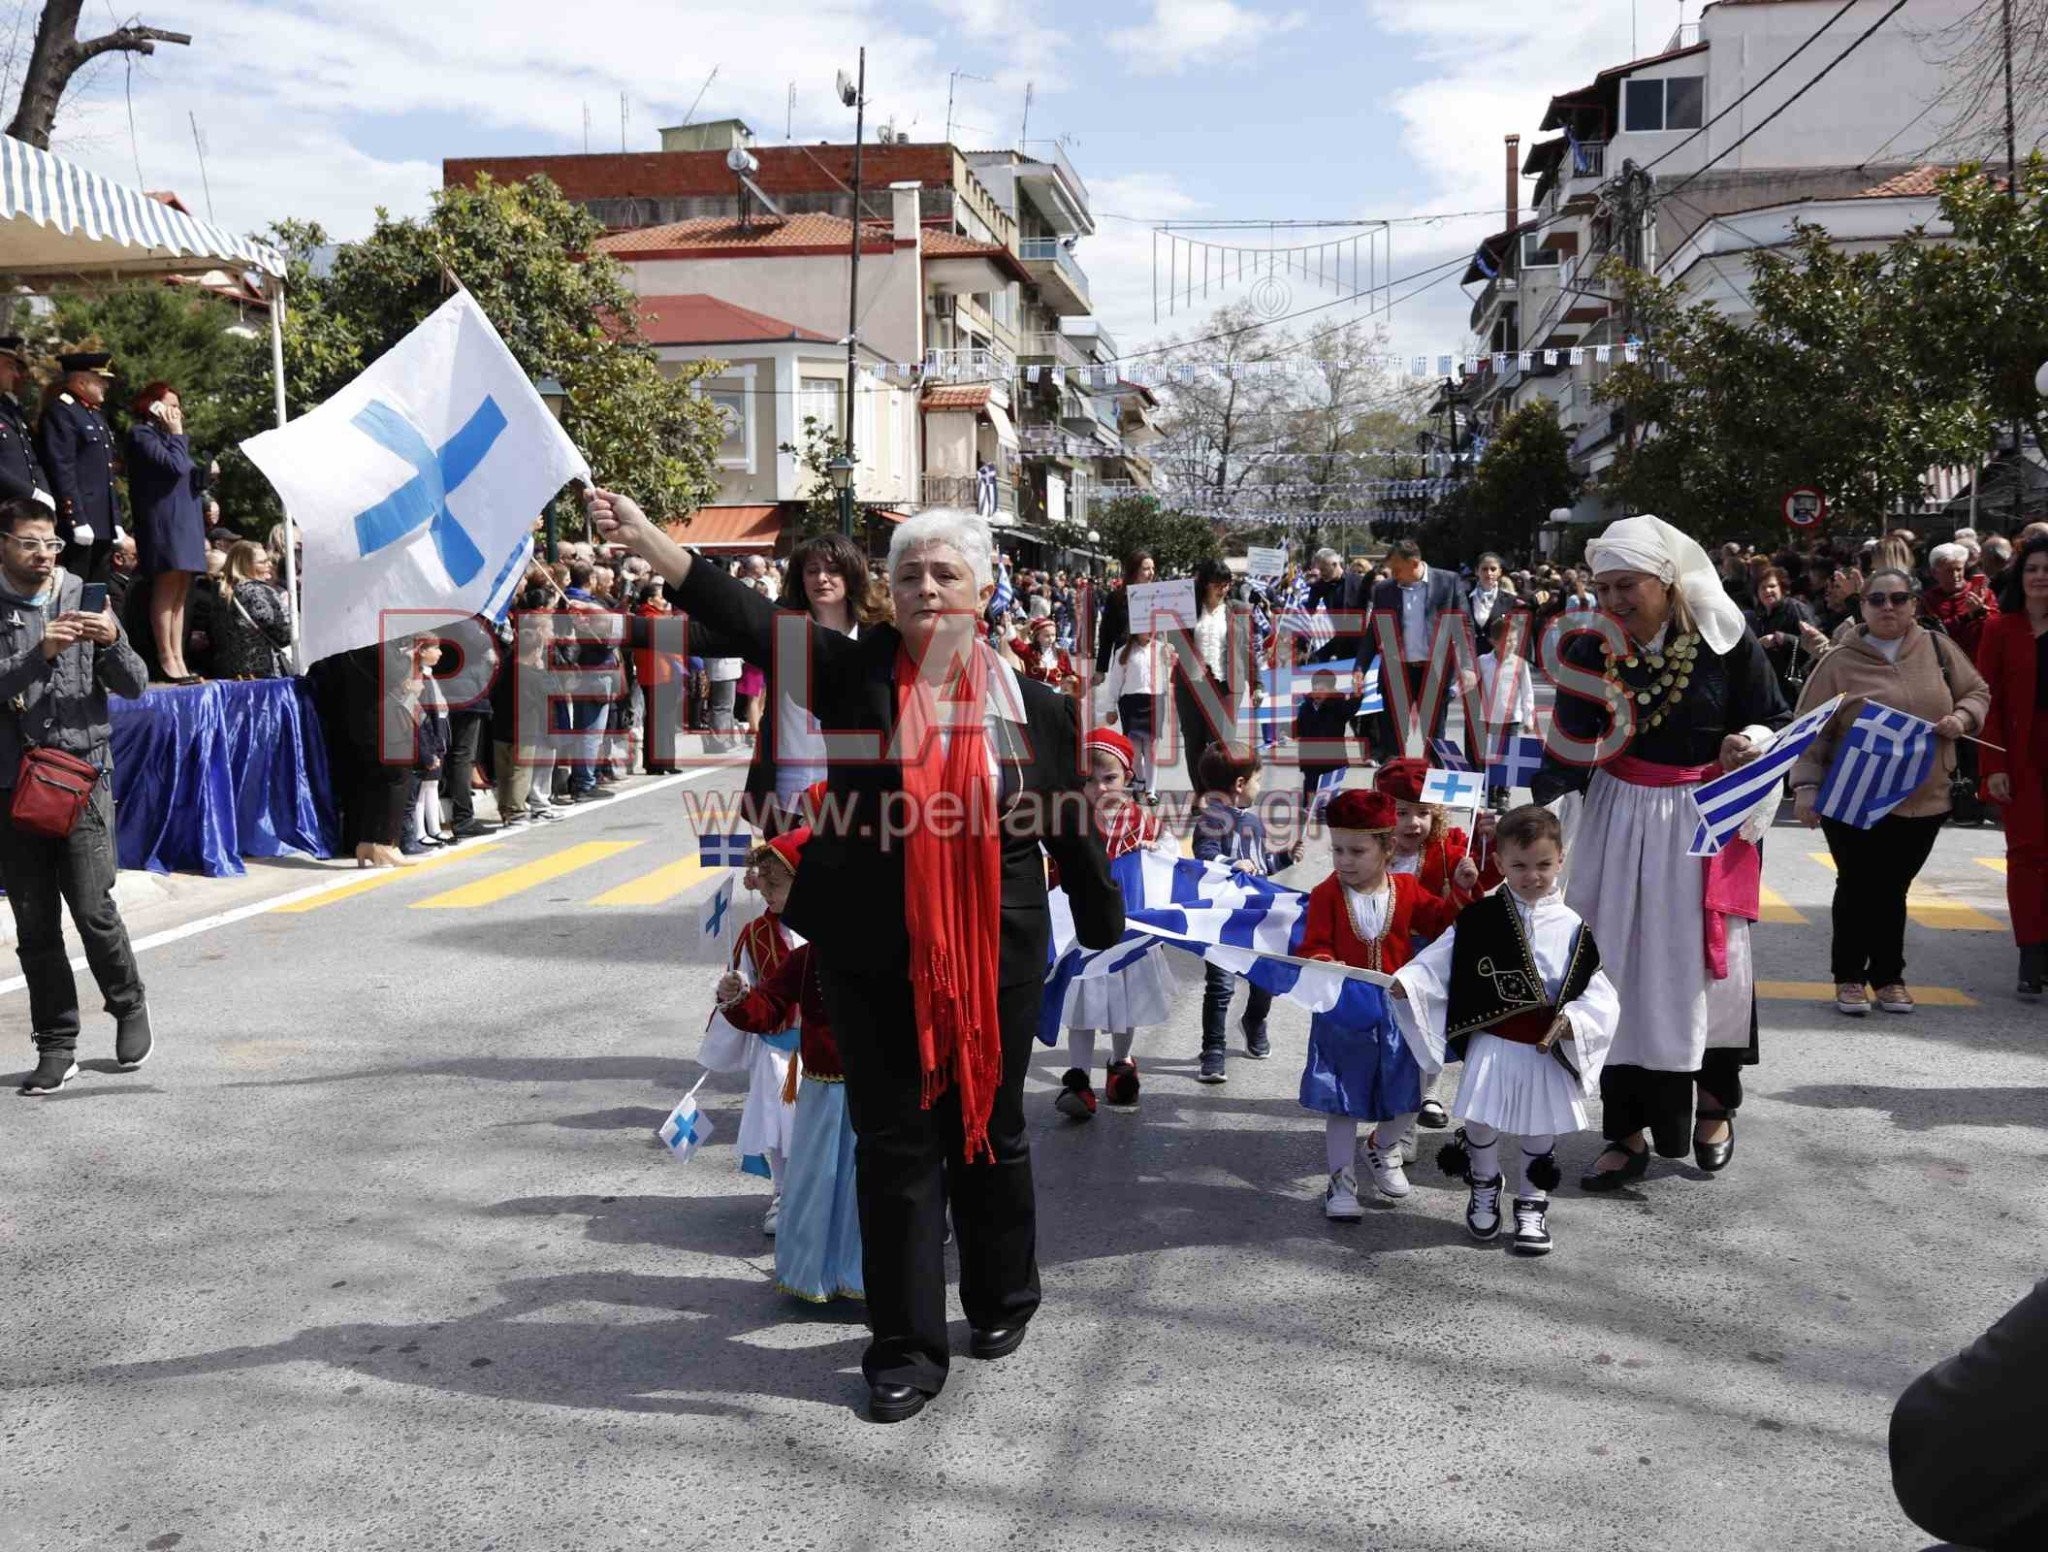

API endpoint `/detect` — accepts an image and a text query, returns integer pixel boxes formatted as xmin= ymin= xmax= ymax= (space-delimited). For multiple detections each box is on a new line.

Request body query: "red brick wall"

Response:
xmin=444 ymin=144 xmax=956 ymax=200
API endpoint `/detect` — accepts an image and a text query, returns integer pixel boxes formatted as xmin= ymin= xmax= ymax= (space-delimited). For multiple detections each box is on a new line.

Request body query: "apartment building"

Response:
xmin=1455 ymin=0 xmax=2031 ymax=524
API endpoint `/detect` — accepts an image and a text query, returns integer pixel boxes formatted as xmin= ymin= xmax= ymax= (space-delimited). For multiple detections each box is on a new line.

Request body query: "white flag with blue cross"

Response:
xmin=657 ymin=1078 xmax=715 ymax=1162
xmin=242 ymin=290 xmax=588 ymax=664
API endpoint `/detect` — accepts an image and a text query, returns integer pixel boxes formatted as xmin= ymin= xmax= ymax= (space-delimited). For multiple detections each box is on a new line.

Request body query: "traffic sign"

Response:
xmin=1783 ymin=487 xmax=1827 ymax=528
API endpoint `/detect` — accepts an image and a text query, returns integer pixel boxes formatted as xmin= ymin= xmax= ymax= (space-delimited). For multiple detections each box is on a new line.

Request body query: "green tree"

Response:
xmin=1088 ymin=493 xmax=1222 ymax=576
xmin=778 ymin=414 xmax=854 ymax=543
xmin=1420 ymin=401 xmax=1577 ymax=562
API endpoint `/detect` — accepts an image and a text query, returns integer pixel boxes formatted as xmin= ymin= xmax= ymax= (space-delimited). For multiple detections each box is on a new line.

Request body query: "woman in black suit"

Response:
xmin=589 ymin=488 xmax=1124 ymax=1424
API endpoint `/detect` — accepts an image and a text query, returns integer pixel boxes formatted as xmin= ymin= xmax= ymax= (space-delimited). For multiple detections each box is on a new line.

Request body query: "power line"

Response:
xmin=1639 ymin=0 xmax=1860 ymax=173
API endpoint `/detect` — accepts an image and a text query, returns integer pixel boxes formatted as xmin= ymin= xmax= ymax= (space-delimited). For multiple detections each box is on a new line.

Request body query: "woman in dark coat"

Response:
xmin=125 ymin=382 xmax=207 ymax=684
xmin=208 ymin=541 xmax=293 ymax=678
xmin=592 ymin=486 xmax=1123 ymax=1426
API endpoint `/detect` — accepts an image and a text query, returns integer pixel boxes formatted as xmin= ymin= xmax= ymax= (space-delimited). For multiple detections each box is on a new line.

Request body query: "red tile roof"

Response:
xmin=1853 ymin=164 xmax=2001 ymax=199
xmin=633 ymin=293 xmax=832 ymax=345
xmin=922 ymin=384 xmax=993 ymax=411
xmin=447 ymin=144 xmax=957 ymax=203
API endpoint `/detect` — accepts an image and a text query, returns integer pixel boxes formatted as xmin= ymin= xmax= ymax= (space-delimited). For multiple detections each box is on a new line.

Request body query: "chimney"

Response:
xmin=890 ymin=180 xmax=921 ymax=246
xmin=1505 ymin=134 xmax=1521 ymax=231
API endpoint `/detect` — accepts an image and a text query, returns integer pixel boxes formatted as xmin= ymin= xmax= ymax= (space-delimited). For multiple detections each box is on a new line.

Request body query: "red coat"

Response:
xmin=1924 ymin=579 xmax=1998 ymax=659
xmin=1022 ymin=646 xmax=1076 ymax=689
xmin=718 ymin=941 xmax=842 ymax=1080
xmin=1975 ymin=611 xmax=2046 ymax=848
xmin=1296 ymin=872 xmax=1463 ymax=975
xmin=1403 ymin=828 xmax=1503 ymax=899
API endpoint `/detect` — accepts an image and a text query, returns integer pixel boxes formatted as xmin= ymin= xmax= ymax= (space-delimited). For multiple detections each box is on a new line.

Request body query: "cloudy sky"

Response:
xmin=24 ymin=0 xmax=1710 ymax=359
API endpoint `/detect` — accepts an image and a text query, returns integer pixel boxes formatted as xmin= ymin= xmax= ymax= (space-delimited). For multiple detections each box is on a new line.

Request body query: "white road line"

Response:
xmin=0 ymin=767 xmax=723 ymax=1001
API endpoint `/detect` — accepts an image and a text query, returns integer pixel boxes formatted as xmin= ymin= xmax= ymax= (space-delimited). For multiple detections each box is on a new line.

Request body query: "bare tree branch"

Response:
xmin=4 ymin=3 xmax=191 ymax=150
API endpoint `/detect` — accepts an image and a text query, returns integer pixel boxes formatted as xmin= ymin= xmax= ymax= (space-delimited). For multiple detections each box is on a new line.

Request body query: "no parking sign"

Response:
xmin=1783 ymin=487 xmax=1827 ymax=528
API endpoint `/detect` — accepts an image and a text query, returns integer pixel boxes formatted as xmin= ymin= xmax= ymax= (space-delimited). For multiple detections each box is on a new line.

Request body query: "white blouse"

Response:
xmin=1342 ymin=880 xmax=1392 ymax=942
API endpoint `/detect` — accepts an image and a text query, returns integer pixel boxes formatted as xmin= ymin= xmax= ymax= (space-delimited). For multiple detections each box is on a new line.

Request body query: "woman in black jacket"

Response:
xmin=125 ymin=382 xmax=207 ymax=683
xmin=1742 ymin=565 xmax=1827 ymax=704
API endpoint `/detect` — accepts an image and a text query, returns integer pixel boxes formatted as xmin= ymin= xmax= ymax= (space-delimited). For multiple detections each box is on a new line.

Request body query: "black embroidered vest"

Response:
xmin=1444 ymin=891 xmax=1601 ymax=1077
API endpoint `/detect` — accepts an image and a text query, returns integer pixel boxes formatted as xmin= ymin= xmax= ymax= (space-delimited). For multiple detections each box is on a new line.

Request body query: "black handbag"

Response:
xmin=1929 ymin=633 xmax=1983 ymax=825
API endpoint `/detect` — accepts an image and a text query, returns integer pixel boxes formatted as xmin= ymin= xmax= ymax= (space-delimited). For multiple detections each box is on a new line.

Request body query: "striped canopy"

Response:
xmin=0 ymin=134 xmax=284 ymax=282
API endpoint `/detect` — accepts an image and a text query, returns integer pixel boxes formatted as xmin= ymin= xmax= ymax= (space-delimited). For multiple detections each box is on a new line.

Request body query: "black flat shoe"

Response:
xmin=1579 ymin=1142 xmax=1650 ymax=1192
xmin=1417 ymin=1098 xmax=1450 ymax=1130
xmin=1694 ymin=1107 xmax=1735 ymax=1174
xmin=969 ymin=1324 xmax=1029 ymax=1361
xmin=868 ymin=1383 xmax=928 ymax=1423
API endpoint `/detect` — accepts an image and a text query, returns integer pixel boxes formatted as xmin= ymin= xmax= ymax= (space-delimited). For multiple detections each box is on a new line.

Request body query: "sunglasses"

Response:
xmin=1863 ymin=591 xmax=1915 ymax=608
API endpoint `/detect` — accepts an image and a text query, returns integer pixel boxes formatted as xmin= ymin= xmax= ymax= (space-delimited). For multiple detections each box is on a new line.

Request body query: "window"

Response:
xmin=1623 ymin=75 xmax=1704 ymax=133
xmin=1521 ymin=231 xmax=1562 ymax=268
xmin=799 ymin=375 xmax=842 ymax=437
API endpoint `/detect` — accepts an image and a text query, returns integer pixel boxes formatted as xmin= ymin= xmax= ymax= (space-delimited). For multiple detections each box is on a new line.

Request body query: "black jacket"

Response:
xmin=673 ymin=559 xmax=1124 ymax=987
xmin=1369 ymin=568 xmax=1468 ymax=665
xmin=37 ymin=393 xmax=120 ymax=541
xmin=0 ymin=394 xmax=47 ymax=506
xmin=1309 ymin=569 xmax=1372 ymax=662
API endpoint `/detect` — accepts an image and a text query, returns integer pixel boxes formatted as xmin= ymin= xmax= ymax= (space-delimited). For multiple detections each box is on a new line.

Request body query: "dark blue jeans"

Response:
xmin=567 ymin=699 xmax=609 ymax=794
xmin=1201 ymin=963 xmax=1271 ymax=1053
xmin=0 ymin=783 xmax=144 ymax=1050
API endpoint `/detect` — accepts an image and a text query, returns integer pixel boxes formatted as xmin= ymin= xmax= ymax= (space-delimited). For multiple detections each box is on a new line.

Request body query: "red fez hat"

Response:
xmin=1373 ymin=757 xmax=1430 ymax=804
xmin=1325 ymin=789 xmax=1396 ymax=832
xmin=764 ymin=826 xmax=811 ymax=871
xmin=1084 ymin=727 xmax=1136 ymax=777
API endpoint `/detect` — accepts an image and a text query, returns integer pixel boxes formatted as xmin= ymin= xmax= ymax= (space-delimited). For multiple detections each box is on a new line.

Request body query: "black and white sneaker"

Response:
xmin=1510 ymin=1197 xmax=1553 ymax=1256
xmin=18 ymin=1050 xmax=79 ymax=1096
xmin=114 ymin=1003 xmax=153 ymax=1070
xmin=1465 ymin=1172 xmax=1504 ymax=1240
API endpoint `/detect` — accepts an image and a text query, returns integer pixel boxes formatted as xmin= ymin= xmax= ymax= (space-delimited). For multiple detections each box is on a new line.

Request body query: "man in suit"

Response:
xmin=37 ymin=352 xmax=122 ymax=585
xmin=1306 ymin=546 xmax=1370 ymax=665
xmin=1369 ymin=538 xmax=1465 ymax=751
xmin=587 ymin=487 xmax=1125 ymax=1425
xmin=0 ymin=338 xmax=51 ymax=511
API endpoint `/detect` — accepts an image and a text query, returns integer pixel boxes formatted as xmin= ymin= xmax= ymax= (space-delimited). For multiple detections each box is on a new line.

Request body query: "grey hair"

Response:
xmin=890 ymin=507 xmax=995 ymax=590
xmin=1928 ymin=542 xmax=1970 ymax=568
xmin=1313 ymin=547 xmax=1341 ymax=567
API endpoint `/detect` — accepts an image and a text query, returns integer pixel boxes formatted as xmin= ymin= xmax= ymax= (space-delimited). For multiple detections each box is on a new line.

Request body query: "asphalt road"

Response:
xmin=2 ymin=758 xmax=2041 ymax=1552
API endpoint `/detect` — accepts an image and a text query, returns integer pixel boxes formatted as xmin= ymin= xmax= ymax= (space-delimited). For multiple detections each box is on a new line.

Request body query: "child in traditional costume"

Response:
xmin=1192 ymin=742 xmax=1296 ymax=1082
xmin=1391 ymin=805 xmax=1619 ymax=1255
xmin=697 ymin=834 xmax=802 ymax=1235
xmin=1050 ymin=728 xmax=1178 ymax=1118
xmin=713 ymin=829 xmax=864 ymax=1304
xmin=1375 ymin=757 xmax=1500 ymax=1136
xmin=1297 ymin=789 xmax=1477 ymax=1219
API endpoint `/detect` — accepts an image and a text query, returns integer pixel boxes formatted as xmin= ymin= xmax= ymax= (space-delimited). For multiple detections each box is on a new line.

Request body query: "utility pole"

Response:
xmin=2004 ymin=0 xmax=2024 ymax=528
xmin=840 ymin=49 xmax=868 ymax=538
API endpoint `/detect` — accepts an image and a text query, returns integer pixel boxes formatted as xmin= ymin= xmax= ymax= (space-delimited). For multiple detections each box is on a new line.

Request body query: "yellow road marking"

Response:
xmin=1808 ymin=852 xmax=2003 ymax=930
xmin=1977 ymin=857 xmax=2008 ymax=876
xmin=413 ymin=841 xmax=642 ymax=909
xmin=1757 ymin=884 xmax=1808 ymax=925
xmin=1758 ymin=980 xmax=1978 ymax=1008
xmin=272 ymin=843 xmax=506 ymax=912
xmin=590 ymin=857 xmax=716 ymax=907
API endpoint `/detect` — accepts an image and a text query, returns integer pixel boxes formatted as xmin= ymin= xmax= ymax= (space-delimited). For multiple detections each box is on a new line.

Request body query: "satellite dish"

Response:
xmin=836 ymin=70 xmax=857 ymax=108
xmin=725 ymin=146 xmax=758 ymax=175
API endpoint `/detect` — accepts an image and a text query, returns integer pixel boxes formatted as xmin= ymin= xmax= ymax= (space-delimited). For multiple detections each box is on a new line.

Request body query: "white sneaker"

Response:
xmin=1323 ymin=1169 xmax=1364 ymax=1221
xmin=762 ymin=1196 xmax=781 ymax=1237
xmin=1466 ymin=1173 xmax=1504 ymax=1240
xmin=1363 ymin=1132 xmax=1412 ymax=1200
xmin=1510 ymin=1197 xmax=1553 ymax=1256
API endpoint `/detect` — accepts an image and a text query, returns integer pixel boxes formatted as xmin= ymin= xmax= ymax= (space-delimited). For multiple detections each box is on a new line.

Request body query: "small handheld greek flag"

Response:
xmin=1487 ymin=733 xmax=1547 ymax=792
xmin=658 ymin=1079 xmax=714 ymax=1162
xmin=699 ymin=832 xmax=752 ymax=868
xmin=1309 ymin=766 xmax=1348 ymax=817
xmin=1277 ymin=605 xmax=1333 ymax=653
xmin=988 ymin=559 xmax=1014 ymax=619
xmin=1814 ymin=702 xmax=1936 ymax=829
xmin=1687 ymin=695 xmax=1843 ymax=856
xmin=1429 ymin=738 xmax=1472 ymax=772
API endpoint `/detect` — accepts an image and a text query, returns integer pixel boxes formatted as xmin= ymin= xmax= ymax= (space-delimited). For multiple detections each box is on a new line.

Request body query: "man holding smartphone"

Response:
xmin=0 ymin=497 xmax=150 ymax=1095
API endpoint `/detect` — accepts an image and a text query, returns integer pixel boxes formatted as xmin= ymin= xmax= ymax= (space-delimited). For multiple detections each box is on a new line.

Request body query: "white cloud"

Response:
xmin=1107 ymin=0 xmax=1305 ymax=78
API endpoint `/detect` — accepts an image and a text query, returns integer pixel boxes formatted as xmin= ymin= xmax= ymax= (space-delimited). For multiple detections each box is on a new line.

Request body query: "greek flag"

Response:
xmin=1276 ymin=604 xmax=1333 ymax=652
xmin=1686 ymin=695 xmax=1843 ymax=856
xmin=988 ymin=558 xmax=1014 ymax=620
xmin=1309 ymin=766 xmax=1348 ymax=817
xmin=1486 ymin=733 xmax=1547 ymax=792
xmin=1041 ymin=852 xmax=1394 ymax=1047
xmin=657 ymin=1081 xmax=714 ymax=1162
xmin=1814 ymin=702 xmax=1936 ymax=829
xmin=1430 ymin=737 xmax=1471 ymax=772
xmin=698 ymin=833 xmax=752 ymax=868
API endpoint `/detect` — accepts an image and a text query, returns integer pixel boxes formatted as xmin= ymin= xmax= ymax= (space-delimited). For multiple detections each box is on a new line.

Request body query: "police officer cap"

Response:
xmin=57 ymin=351 xmax=114 ymax=376
xmin=0 ymin=335 xmax=27 ymax=366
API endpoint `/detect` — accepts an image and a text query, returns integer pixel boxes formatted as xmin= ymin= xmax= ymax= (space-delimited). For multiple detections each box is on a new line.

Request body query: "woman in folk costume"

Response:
xmin=698 ymin=834 xmax=804 ymax=1233
xmin=591 ymin=490 xmax=1122 ymax=1426
xmin=1297 ymin=788 xmax=1477 ymax=1219
xmin=1531 ymin=514 xmax=1789 ymax=1191
xmin=714 ymin=828 xmax=864 ymax=1305
xmin=1391 ymin=804 xmax=1619 ymax=1256
xmin=1049 ymin=727 xmax=1178 ymax=1119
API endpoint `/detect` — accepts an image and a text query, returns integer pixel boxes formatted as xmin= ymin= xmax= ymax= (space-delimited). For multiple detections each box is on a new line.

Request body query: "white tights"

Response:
xmin=1464 ymin=1123 xmax=1556 ymax=1201
xmin=1067 ymin=1028 xmax=1136 ymax=1074
xmin=1324 ymin=1114 xmax=1418 ymax=1175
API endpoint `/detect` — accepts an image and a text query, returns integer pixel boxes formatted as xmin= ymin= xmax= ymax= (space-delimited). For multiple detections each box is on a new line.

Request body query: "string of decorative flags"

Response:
xmin=873 ymin=343 xmax=1646 ymax=391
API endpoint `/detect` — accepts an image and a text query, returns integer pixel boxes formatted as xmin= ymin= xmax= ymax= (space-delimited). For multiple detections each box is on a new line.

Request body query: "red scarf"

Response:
xmin=895 ymin=642 xmax=1005 ymax=1161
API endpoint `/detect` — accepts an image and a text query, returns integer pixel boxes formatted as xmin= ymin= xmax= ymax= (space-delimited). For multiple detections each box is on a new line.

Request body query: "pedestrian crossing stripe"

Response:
xmin=1977 ymin=858 xmax=2008 ymax=876
xmin=589 ymin=857 xmax=717 ymax=907
xmin=271 ymin=843 xmax=508 ymax=913
xmin=1756 ymin=981 xmax=1978 ymax=1008
xmin=1757 ymin=884 xmax=1807 ymax=925
xmin=412 ymin=840 xmax=643 ymax=910
xmin=1807 ymin=852 xmax=2004 ymax=931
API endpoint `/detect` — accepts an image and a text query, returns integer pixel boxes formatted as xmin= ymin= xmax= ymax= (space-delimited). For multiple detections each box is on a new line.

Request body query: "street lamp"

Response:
xmin=827 ymin=452 xmax=856 ymax=539
xmin=536 ymin=375 xmax=567 ymax=560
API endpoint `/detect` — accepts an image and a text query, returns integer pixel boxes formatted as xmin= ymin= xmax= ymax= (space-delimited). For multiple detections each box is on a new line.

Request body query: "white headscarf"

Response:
xmin=1583 ymin=513 xmax=1747 ymax=655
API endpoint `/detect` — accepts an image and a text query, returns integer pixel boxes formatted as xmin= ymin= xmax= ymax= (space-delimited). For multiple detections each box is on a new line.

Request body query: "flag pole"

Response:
xmin=265 ymin=271 xmax=301 ymax=673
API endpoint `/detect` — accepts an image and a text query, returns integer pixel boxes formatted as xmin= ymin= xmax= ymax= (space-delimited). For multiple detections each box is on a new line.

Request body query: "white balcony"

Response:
xmin=923 ymin=344 xmax=1015 ymax=384
xmin=1020 ymin=237 xmax=1091 ymax=315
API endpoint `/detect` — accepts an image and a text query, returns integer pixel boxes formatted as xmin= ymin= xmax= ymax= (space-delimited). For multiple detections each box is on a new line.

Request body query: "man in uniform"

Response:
xmin=0 ymin=337 xmax=52 ymax=511
xmin=36 ymin=351 xmax=123 ymax=584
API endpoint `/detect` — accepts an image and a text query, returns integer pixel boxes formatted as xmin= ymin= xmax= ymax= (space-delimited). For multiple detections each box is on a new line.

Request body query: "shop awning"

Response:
xmin=985 ymin=397 xmax=1019 ymax=451
xmin=667 ymin=504 xmax=781 ymax=553
xmin=0 ymin=135 xmax=285 ymax=281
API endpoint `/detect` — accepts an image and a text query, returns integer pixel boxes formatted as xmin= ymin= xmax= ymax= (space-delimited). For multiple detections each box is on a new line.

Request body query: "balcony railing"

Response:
xmin=1667 ymin=21 xmax=1700 ymax=50
xmin=923 ymin=344 xmax=1015 ymax=383
xmin=1568 ymin=140 xmax=1606 ymax=185
xmin=1018 ymin=331 xmax=1088 ymax=371
xmin=1019 ymin=238 xmax=1091 ymax=305
xmin=921 ymin=472 xmax=1017 ymax=514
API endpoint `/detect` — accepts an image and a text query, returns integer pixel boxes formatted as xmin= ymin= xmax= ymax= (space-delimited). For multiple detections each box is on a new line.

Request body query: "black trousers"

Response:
xmin=819 ymin=967 xmax=1041 ymax=1396
xmin=0 ymin=783 xmax=144 ymax=1049
xmin=439 ymin=710 xmax=488 ymax=826
xmin=1821 ymin=812 xmax=1945 ymax=987
xmin=1379 ymin=659 xmax=1448 ymax=753
xmin=1601 ymin=1044 xmax=1754 ymax=1155
xmin=1173 ymin=676 xmax=1241 ymax=794
xmin=62 ymin=535 xmax=110 ymax=586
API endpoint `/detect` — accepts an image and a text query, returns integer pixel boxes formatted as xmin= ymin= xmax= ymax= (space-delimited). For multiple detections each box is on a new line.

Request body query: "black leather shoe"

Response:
xmin=969 ymin=1324 xmax=1029 ymax=1361
xmin=868 ymin=1383 xmax=928 ymax=1423
xmin=1579 ymin=1142 xmax=1650 ymax=1192
xmin=1694 ymin=1107 xmax=1735 ymax=1174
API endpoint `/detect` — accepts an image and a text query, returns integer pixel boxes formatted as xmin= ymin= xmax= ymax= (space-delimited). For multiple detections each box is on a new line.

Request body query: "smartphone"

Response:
xmin=79 ymin=582 xmax=108 ymax=614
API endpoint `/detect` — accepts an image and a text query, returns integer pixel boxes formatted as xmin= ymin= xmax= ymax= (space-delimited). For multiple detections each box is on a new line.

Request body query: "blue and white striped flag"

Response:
xmin=988 ymin=558 xmax=1014 ymax=620
xmin=1042 ymin=852 xmax=1396 ymax=1048
xmin=1309 ymin=766 xmax=1348 ymax=817
xmin=1430 ymin=737 xmax=1471 ymax=772
xmin=657 ymin=1080 xmax=714 ymax=1162
xmin=1814 ymin=702 xmax=1936 ymax=829
xmin=698 ymin=832 xmax=752 ymax=868
xmin=1686 ymin=694 xmax=1843 ymax=856
xmin=1486 ymin=733 xmax=1547 ymax=792
xmin=1276 ymin=604 xmax=1333 ymax=653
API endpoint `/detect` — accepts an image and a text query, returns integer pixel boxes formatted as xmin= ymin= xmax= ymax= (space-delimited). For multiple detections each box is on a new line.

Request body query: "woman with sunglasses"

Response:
xmin=1787 ymin=567 xmax=1989 ymax=1016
